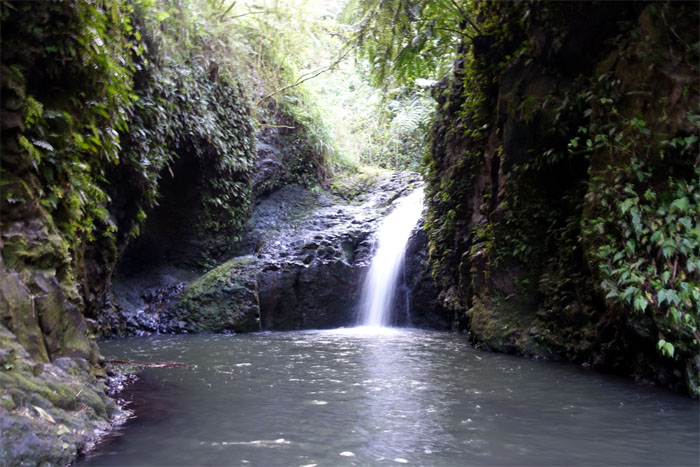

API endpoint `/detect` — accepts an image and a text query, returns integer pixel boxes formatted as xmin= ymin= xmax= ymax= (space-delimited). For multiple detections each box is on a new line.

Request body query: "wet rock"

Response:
xmin=0 ymin=257 xmax=99 ymax=365
xmin=0 ymin=324 xmax=121 ymax=466
xmin=259 ymin=268 xmax=303 ymax=330
xmin=102 ymin=171 xmax=437 ymax=334
xmin=400 ymin=222 xmax=451 ymax=330
xmin=0 ymin=110 xmax=22 ymax=130
xmin=173 ymin=257 xmax=261 ymax=333
xmin=0 ymin=266 xmax=50 ymax=362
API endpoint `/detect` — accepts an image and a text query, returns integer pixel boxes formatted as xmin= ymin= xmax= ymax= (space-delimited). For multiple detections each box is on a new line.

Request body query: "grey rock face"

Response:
xmin=104 ymin=170 xmax=443 ymax=334
xmin=398 ymin=222 xmax=451 ymax=329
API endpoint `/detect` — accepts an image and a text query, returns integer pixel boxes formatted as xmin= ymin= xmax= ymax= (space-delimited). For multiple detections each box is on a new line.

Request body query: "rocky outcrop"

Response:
xmin=424 ymin=2 xmax=699 ymax=394
xmin=0 ymin=261 xmax=98 ymax=365
xmin=0 ymin=324 xmax=123 ymax=465
xmin=400 ymin=223 xmax=450 ymax=329
xmin=101 ymin=171 xmax=443 ymax=335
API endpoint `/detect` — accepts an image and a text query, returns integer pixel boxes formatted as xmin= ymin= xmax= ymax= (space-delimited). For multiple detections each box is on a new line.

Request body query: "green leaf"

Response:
xmin=154 ymin=10 xmax=170 ymax=22
xmin=667 ymin=289 xmax=681 ymax=305
xmin=671 ymin=197 xmax=689 ymax=213
xmin=657 ymin=339 xmax=674 ymax=358
xmin=633 ymin=295 xmax=648 ymax=312
xmin=663 ymin=342 xmax=674 ymax=358
xmin=619 ymin=198 xmax=633 ymax=214
xmin=621 ymin=286 xmax=637 ymax=303
xmin=605 ymin=290 xmax=619 ymax=299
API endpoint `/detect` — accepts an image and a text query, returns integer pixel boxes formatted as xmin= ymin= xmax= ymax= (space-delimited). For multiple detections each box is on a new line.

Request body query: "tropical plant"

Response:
xmin=342 ymin=0 xmax=475 ymax=88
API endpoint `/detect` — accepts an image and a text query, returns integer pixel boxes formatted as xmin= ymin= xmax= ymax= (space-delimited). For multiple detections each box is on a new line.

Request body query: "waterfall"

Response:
xmin=358 ymin=187 xmax=424 ymax=327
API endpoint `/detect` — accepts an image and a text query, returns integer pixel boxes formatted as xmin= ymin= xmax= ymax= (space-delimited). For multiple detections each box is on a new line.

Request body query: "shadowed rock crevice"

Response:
xmin=118 ymin=150 xmax=204 ymax=274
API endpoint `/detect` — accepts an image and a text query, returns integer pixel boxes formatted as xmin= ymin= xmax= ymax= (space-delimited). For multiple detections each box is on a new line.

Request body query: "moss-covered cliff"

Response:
xmin=1 ymin=0 xmax=259 ymax=343
xmin=424 ymin=1 xmax=699 ymax=394
xmin=0 ymin=0 xmax=329 ymax=461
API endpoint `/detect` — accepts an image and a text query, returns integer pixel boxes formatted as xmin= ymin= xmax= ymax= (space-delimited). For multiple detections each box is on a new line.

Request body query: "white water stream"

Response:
xmin=358 ymin=187 xmax=424 ymax=327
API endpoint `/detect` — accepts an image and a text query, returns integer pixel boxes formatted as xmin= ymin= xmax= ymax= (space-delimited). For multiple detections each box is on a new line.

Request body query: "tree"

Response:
xmin=343 ymin=0 xmax=477 ymax=88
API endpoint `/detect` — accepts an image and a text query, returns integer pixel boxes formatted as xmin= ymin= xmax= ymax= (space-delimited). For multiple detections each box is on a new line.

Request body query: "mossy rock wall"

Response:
xmin=0 ymin=323 xmax=118 ymax=465
xmin=424 ymin=2 xmax=699 ymax=394
xmin=1 ymin=0 xmax=260 ymax=341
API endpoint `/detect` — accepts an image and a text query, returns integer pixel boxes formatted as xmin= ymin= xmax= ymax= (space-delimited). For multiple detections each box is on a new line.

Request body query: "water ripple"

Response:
xmin=85 ymin=329 xmax=700 ymax=467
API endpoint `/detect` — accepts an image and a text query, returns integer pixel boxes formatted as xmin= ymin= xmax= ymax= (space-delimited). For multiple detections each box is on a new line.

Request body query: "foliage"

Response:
xmin=202 ymin=0 xmax=440 ymax=173
xmin=591 ymin=164 xmax=699 ymax=355
xmin=574 ymin=2 xmax=700 ymax=364
xmin=122 ymin=0 xmax=256 ymax=235
xmin=328 ymin=0 xmax=472 ymax=171
xmin=342 ymin=0 xmax=472 ymax=89
xmin=584 ymin=108 xmax=700 ymax=360
xmin=1 ymin=0 xmax=136 ymax=245
xmin=0 ymin=0 xmax=258 ymax=248
xmin=222 ymin=0 xmax=340 ymax=179
xmin=308 ymin=53 xmax=434 ymax=171
xmin=368 ymin=90 xmax=434 ymax=170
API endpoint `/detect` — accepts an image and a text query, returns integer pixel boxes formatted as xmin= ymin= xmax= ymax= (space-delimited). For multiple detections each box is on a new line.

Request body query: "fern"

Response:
xmin=343 ymin=0 xmax=473 ymax=88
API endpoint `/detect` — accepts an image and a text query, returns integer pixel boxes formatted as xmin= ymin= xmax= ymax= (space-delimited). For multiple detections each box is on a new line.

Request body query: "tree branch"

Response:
xmin=432 ymin=26 xmax=474 ymax=40
xmin=219 ymin=0 xmax=235 ymax=18
xmin=257 ymin=47 xmax=354 ymax=106
xmin=449 ymin=0 xmax=481 ymax=35
xmin=448 ymin=0 xmax=466 ymax=18
xmin=107 ymin=359 xmax=191 ymax=368
xmin=226 ymin=10 xmax=271 ymax=21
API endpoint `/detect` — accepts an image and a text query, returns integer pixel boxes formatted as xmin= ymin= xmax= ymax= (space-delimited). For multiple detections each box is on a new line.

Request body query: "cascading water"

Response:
xmin=358 ymin=187 xmax=424 ymax=327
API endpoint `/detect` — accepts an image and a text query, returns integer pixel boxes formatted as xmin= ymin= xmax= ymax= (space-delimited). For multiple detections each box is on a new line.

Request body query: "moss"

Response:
xmin=0 ymin=394 xmax=17 ymax=411
xmin=330 ymin=166 xmax=388 ymax=201
xmin=182 ymin=258 xmax=257 ymax=298
xmin=44 ymin=382 xmax=80 ymax=411
xmin=176 ymin=258 xmax=261 ymax=333
xmin=424 ymin=1 xmax=698 ymax=393
xmin=0 ymin=269 xmax=50 ymax=363
xmin=0 ymin=324 xmax=114 ymax=465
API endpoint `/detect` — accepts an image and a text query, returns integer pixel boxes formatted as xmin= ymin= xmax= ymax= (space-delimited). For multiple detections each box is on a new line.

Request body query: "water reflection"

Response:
xmin=355 ymin=327 xmax=450 ymax=462
xmin=82 ymin=329 xmax=700 ymax=466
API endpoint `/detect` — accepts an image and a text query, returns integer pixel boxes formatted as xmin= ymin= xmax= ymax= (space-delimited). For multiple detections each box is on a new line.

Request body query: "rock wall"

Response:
xmin=424 ymin=2 xmax=699 ymax=394
xmin=101 ymin=172 xmax=444 ymax=336
xmin=401 ymin=222 xmax=451 ymax=329
xmin=1 ymin=1 xmax=266 ymax=461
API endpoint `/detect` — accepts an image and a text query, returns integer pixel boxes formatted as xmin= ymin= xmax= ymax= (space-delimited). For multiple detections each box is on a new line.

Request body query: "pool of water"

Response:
xmin=81 ymin=328 xmax=699 ymax=466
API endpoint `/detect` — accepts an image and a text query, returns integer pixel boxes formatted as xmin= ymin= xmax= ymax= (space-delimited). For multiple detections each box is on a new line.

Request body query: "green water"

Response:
xmin=81 ymin=328 xmax=699 ymax=466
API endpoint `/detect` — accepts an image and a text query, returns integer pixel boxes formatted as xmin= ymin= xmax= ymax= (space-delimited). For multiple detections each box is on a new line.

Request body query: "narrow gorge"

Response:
xmin=1 ymin=1 xmax=698 ymax=465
